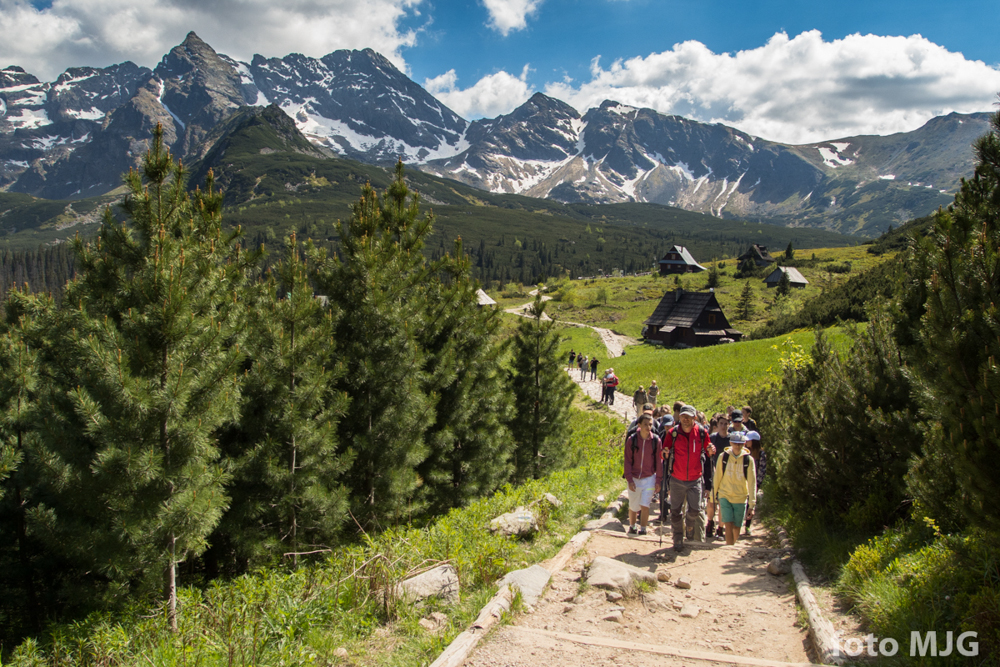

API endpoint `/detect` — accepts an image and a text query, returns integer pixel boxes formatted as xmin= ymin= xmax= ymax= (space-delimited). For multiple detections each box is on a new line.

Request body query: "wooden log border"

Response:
xmin=777 ymin=526 xmax=844 ymax=666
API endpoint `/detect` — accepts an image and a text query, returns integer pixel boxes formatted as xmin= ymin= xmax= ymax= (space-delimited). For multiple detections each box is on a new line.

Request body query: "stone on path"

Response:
xmin=584 ymin=518 xmax=627 ymax=532
xmin=602 ymin=611 xmax=625 ymax=623
xmin=657 ymin=571 xmax=671 ymax=582
xmin=680 ymin=603 xmax=700 ymax=619
xmin=490 ymin=506 xmax=538 ymax=537
xmin=499 ymin=564 xmax=551 ymax=608
xmin=586 ymin=555 xmax=658 ymax=591
xmin=767 ymin=557 xmax=792 ymax=575
xmin=674 ymin=576 xmax=692 ymax=589
xmin=605 ymin=590 xmax=623 ymax=602
xmin=397 ymin=564 xmax=460 ymax=604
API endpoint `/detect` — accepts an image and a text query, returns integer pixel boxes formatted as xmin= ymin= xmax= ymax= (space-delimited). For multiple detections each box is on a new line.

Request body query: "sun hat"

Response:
xmin=745 ymin=431 xmax=761 ymax=441
xmin=729 ymin=431 xmax=748 ymax=444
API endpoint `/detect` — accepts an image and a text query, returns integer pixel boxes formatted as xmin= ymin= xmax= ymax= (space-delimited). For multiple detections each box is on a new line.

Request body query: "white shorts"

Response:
xmin=628 ymin=475 xmax=657 ymax=510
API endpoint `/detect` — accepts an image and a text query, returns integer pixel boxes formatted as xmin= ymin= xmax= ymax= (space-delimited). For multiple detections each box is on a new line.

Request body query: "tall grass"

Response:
xmin=607 ymin=329 xmax=849 ymax=415
xmin=4 ymin=410 xmax=625 ymax=667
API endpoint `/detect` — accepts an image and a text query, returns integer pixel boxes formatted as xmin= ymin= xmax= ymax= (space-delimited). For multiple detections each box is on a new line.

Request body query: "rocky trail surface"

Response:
xmin=464 ymin=520 xmax=820 ymax=666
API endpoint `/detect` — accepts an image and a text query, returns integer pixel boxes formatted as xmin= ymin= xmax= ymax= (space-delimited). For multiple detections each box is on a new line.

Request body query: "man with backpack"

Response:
xmin=712 ymin=430 xmax=757 ymax=546
xmin=623 ymin=413 xmax=663 ymax=535
xmin=662 ymin=404 xmax=710 ymax=552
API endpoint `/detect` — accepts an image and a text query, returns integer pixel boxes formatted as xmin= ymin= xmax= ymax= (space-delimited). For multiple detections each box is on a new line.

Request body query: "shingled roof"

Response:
xmin=658 ymin=245 xmax=706 ymax=272
xmin=644 ymin=290 xmax=714 ymax=330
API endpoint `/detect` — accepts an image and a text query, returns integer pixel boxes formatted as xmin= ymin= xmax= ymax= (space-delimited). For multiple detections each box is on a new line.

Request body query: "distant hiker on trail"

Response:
xmin=590 ymin=356 xmax=599 ymax=380
xmin=624 ymin=413 xmax=662 ymax=536
xmin=602 ymin=368 xmax=619 ymax=404
xmin=568 ymin=349 xmax=576 ymax=371
xmin=578 ymin=354 xmax=589 ymax=380
xmin=633 ymin=386 xmax=648 ymax=414
xmin=647 ymin=380 xmax=659 ymax=406
xmin=713 ymin=430 xmax=757 ymax=546
xmin=742 ymin=405 xmax=759 ymax=433
xmin=662 ymin=404 xmax=710 ymax=551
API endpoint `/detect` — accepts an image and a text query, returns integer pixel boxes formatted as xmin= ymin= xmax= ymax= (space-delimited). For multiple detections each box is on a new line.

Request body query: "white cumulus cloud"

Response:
xmin=0 ymin=0 xmax=423 ymax=80
xmin=543 ymin=30 xmax=1000 ymax=144
xmin=425 ymin=65 xmax=533 ymax=118
xmin=481 ymin=0 xmax=542 ymax=36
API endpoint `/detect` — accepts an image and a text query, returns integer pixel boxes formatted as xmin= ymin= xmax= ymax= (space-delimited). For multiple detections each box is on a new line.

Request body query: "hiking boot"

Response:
xmin=638 ymin=527 xmax=647 ymax=536
xmin=706 ymin=520 xmax=715 ymax=541
xmin=627 ymin=524 xmax=638 ymax=535
xmin=715 ymin=526 xmax=725 ymax=538
xmin=673 ymin=543 xmax=684 ymax=553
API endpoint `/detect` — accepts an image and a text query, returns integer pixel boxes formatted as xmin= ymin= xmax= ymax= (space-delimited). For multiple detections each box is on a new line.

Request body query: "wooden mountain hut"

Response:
xmin=658 ymin=245 xmax=706 ymax=275
xmin=642 ymin=289 xmax=742 ymax=347
xmin=764 ymin=267 xmax=809 ymax=289
xmin=738 ymin=244 xmax=776 ymax=267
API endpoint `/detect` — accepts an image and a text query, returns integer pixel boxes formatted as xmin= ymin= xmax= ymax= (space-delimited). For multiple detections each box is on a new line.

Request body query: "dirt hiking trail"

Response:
xmin=465 ymin=515 xmax=817 ymax=666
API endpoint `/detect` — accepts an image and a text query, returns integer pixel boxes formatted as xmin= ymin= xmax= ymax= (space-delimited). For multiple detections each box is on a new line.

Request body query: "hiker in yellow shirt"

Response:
xmin=712 ymin=431 xmax=757 ymax=545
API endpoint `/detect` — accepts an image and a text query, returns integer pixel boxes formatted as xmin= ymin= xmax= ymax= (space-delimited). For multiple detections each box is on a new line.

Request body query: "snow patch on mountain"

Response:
xmin=54 ymin=73 xmax=96 ymax=92
xmin=818 ymin=145 xmax=854 ymax=168
xmin=6 ymin=108 xmax=50 ymax=129
xmin=156 ymin=79 xmax=186 ymax=130
xmin=65 ymin=107 xmax=106 ymax=121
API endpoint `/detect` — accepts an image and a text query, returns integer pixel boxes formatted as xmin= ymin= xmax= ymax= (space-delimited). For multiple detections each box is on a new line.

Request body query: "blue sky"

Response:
xmin=3 ymin=0 xmax=998 ymax=143
xmin=402 ymin=0 xmax=998 ymax=94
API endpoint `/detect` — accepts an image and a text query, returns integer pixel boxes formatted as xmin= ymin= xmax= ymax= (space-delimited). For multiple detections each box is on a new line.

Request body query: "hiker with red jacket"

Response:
xmin=623 ymin=413 xmax=663 ymax=535
xmin=662 ymin=404 xmax=711 ymax=552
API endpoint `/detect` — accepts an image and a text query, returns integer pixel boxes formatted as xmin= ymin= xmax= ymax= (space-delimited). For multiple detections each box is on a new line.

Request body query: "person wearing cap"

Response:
xmin=623 ymin=413 xmax=663 ymax=535
xmin=662 ymin=404 xmax=711 ymax=551
xmin=728 ymin=410 xmax=747 ymax=434
xmin=713 ymin=430 xmax=757 ymax=546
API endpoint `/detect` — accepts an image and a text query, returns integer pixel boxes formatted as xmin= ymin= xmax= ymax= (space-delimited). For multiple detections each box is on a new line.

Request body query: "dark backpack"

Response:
xmin=721 ymin=451 xmax=751 ymax=480
xmin=622 ymin=430 xmax=660 ymax=478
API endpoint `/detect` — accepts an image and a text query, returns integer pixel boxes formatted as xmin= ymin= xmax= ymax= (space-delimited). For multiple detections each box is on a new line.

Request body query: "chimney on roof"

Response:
xmin=675 ymin=288 xmax=683 ymax=302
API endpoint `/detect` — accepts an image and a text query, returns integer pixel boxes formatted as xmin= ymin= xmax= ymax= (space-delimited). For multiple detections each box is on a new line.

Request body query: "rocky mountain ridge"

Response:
xmin=0 ymin=32 xmax=988 ymax=235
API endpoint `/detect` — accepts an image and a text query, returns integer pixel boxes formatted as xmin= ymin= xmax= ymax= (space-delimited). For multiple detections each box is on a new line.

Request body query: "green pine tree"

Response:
xmin=0 ymin=287 xmax=49 ymax=637
xmin=507 ymin=295 xmax=575 ymax=482
xmin=775 ymin=269 xmax=792 ymax=298
xmin=416 ymin=239 xmax=514 ymax=515
xmin=222 ymin=233 xmax=350 ymax=567
xmin=313 ymin=162 xmax=434 ymax=530
xmin=738 ymin=280 xmax=756 ymax=320
xmin=906 ymin=107 xmax=1000 ymax=532
xmin=785 ymin=240 xmax=795 ymax=260
xmin=30 ymin=125 xmax=259 ymax=630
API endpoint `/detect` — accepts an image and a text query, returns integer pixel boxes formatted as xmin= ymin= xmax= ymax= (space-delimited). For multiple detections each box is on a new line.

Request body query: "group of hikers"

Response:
xmin=568 ymin=349 xmax=601 ymax=381
xmin=623 ymin=400 xmax=766 ymax=551
xmin=565 ymin=348 xmax=766 ymax=551
xmin=566 ymin=350 xmax=623 ymax=404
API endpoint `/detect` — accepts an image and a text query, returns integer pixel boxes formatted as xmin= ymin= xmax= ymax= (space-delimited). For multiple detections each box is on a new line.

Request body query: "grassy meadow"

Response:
xmin=602 ymin=329 xmax=849 ymax=416
xmin=495 ymin=245 xmax=892 ymax=338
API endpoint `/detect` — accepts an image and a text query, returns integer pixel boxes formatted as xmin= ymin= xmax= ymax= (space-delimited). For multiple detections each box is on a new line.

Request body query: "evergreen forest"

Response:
xmin=0 ymin=127 xmax=577 ymax=646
